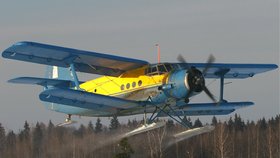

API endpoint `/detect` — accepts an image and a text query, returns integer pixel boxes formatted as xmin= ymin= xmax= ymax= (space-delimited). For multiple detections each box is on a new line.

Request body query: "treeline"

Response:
xmin=0 ymin=114 xmax=279 ymax=158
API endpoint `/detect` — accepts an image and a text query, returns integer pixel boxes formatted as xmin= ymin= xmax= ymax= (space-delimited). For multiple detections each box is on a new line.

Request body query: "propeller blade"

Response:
xmin=177 ymin=54 xmax=194 ymax=74
xmin=202 ymin=86 xmax=217 ymax=103
xmin=202 ymin=54 xmax=215 ymax=75
xmin=177 ymin=54 xmax=187 ymax=63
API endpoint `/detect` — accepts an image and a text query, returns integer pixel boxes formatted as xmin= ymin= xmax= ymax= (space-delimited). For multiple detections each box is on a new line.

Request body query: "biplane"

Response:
xmin=2 ymin=41 xmax=278 ymax=138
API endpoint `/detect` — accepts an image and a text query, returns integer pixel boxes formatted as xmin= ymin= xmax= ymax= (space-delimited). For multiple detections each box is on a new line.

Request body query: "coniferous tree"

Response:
xmin=110 ymin=115 xmax=120 ymax=131
xmin=227 ymin=117 xmax=234 ymax=131
xmin=114 ymin=138 xmax=134 ymax=158
xmin=193 ymin=118 xmax=203 ymax=128
xmin=234 ymin=114 xmax=245 ymax=131
xmin=33 ymin=122 xmax=43 ymax=158
xmin=6 ymin=130 xmax=16 ymax=157
xmin=23 ymin=120 xmax=30 ymax=140
xmin=132 ymin=119 xmax=138 ymax=128
xmin=211 ymin=116 xmax=218 ymax=125
xmin=87 ymin=121 xmax=94 ymax=134
xmin=47 ymin=120 xmax=54 ymax=135
xmin=182 ymin=116 xmax=192 ymax=127
xmin=95 ymin=118 xmax=103 ymax=133
xmin=75 ymin=124 xmax=86 ymax=138
xmin=259 ymin=117 xmax=267 ymax=130
xmin=6 ymin=130 xmax=16 ymax=148
xmin=0 ymin=123 xmax=5 ymax=153
xmin=127 ymin=119 xmax=132 ymax=129
xmin=0 ymin=115 xmax=280 ymax=157
xmin=166 ymin=119 xmax=175 ymax=130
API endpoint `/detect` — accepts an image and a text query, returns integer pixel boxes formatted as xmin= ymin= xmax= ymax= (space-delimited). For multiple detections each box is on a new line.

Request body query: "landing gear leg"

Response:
xmin=144 ymin=106 xmax=147 ymax=126
xmin=184 ymin=98 xmax=189 ymax=103
xmin=65 ymin=114 xmax=72 ymax=122
xmin=57 ymin=114 xmax=77 ymax=126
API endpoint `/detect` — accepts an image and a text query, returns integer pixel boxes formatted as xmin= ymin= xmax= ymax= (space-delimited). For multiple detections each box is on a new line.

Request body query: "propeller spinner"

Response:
xmin=177 ymin=54 xmax=217 ymax=103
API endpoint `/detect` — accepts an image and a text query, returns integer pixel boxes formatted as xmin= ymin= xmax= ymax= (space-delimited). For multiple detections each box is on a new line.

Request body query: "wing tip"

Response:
xmin=272 ymin=64 xmax=278 ymax=69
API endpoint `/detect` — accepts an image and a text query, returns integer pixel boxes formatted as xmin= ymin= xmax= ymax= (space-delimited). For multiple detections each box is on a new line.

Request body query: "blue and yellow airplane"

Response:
xmin=2 ymin=41 xmax=278 ymax=136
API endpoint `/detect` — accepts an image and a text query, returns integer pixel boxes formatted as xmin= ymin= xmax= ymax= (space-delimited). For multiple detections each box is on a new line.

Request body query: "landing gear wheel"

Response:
xmin=184 ymin=98 xmax=190 ymax=103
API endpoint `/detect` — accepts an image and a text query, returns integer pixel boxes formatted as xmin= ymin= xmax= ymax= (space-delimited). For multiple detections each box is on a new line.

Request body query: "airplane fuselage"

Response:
xmin=80 ymin=65 xmax=167 ymax=102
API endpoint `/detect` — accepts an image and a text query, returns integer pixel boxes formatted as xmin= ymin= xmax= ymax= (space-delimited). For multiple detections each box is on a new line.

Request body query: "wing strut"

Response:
xmin=70 ymin=63 xmax=80 ymax=89
xmin=215 ymin=69 xmax=230 ymax=102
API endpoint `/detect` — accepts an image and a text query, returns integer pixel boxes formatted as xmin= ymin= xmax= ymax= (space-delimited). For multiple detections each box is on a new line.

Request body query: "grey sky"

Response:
xmin=0 ymin=0 xmax=279 ymax=131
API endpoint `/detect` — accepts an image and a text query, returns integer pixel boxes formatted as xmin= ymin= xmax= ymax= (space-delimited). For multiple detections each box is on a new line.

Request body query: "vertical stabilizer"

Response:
xmin=43 ymin=66 xmax=76 ymax=113
xmin=46 ymin=66 xmax=74 ymax=81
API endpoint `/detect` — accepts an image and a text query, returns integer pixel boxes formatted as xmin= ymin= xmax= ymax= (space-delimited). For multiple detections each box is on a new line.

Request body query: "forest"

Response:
xmin=0 ymin=114 xmax=279 ymax=158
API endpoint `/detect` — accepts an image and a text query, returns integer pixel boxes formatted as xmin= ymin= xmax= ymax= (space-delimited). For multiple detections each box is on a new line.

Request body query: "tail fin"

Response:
xmin=45 ymin=66 xmax=74 ymax=81
xmin=44 ymin=66 xmax=83 ymax=114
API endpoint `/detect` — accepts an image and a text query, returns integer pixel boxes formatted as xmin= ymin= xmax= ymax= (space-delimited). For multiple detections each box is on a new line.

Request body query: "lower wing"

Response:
xmin=39 ymin=88 xmax=145 ymax=111
xmin=158 ymin=102 xmax=254 ymax=116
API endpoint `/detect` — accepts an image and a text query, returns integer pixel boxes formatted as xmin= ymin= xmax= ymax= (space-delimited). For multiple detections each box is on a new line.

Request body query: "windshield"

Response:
xmin=145 ymin=63 xmax=172 ymax=76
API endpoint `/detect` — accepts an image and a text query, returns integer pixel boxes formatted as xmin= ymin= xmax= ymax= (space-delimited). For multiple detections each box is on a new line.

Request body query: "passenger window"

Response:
xmin=132 ymin=82 xmax=136 ymax=88
xmin=120 ymin=85 xmax=125 ymax=90
xmin=126 ymin=83 xmax=130 ymax=89
xmin=138 ymin=80 xmax=142 ymax=86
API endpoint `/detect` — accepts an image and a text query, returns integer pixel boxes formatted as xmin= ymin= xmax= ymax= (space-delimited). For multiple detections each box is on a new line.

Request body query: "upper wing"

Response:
xmin=2 ymin=41 xmax=149 ymax=76
xmin=174 ymin=63 xmax=278 ymax=78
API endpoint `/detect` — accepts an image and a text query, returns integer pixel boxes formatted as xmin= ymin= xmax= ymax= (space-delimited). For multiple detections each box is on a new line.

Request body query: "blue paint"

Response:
xmin=173 ymin=63 xmax=278 ymax=79
xmin=2 ymin=41 xmax=149 ymax=76
xmin=70 ymin=63 xmax=80 ymax=89
xmin=165 ymin=70 xmax=188 ymax=99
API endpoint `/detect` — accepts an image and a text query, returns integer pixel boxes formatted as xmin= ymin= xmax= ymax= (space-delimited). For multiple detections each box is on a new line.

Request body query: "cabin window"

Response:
xmin=94 ymin=89 xmax=97 ymax=92
xmin=158 ymin=65 xmax=167 ymax=74
xmin=121 ymin=84 xmax=125 ymax=90
xmin=132 ymin=82 xmax=136 ymax=88
xmin=138 ymin=80 xmax=142 ymax=86
xmin=126 ymin=83 xmax=130 ymax=89
xmin=146 ymin=63 xmax=173 ymax=76
xmin=165 ymin=64 xmax=172 ymax=71
xmin=151 ymin=66 xmax=157 ymax=73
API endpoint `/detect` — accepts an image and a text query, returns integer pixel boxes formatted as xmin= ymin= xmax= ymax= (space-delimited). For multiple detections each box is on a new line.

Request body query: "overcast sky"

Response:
xmin=0 ymin=0 xmax=279 ymax=131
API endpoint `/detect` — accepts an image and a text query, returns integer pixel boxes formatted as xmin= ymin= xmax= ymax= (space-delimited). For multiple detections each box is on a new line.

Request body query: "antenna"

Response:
xmin=155 ymin=44 xmax=160 ymax=63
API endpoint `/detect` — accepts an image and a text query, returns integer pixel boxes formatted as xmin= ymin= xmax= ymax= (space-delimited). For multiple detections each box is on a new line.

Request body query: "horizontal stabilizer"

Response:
xmin=8 ymin=77 xmax=78 ymax=88
xmin=39 ymin=89 xmax=142 ymax=110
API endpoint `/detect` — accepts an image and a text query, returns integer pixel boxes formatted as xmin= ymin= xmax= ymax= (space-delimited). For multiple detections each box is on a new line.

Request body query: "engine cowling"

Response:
xmin=165 ymin=68 xmax=205 ymax=99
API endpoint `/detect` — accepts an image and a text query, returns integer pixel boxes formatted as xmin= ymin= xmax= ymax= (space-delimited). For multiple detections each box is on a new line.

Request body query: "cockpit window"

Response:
xmin=165 ymin=64 xmax=172 ymax=72
xmin=151 ymin=66 xmax=157 ymax=73
xmin=146 ymin=63 xmax=173 ymax=76
xmin=158 ymin=65 xmax=166 ymax=73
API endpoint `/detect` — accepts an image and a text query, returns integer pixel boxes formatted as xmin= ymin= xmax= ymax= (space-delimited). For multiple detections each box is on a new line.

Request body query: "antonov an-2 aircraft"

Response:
xmin=2 ymin=41 xmax=278 ymax=138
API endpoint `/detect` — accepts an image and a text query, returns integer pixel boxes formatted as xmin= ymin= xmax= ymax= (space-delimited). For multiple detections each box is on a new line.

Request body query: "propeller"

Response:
xmin=177 ymin=54 xmax=195 ymax=74
xmin=177 ymin=54 xmax=217 ymax=103
xmin=202 ymin=54 xmax=215 ymax=75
